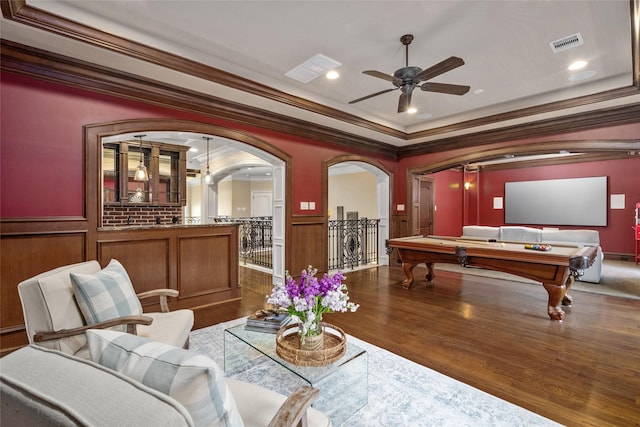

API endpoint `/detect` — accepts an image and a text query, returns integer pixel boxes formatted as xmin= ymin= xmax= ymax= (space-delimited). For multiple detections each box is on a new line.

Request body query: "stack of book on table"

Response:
xmin=245 ymin=309 xmax=292 ymax=333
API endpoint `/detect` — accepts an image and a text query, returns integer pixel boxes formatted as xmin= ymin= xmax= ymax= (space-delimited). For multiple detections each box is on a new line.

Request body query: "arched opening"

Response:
xmin=324 ymin=156 xmax=392 ymax=271
xmin=86 ymin=119 xmax=291 ymax=284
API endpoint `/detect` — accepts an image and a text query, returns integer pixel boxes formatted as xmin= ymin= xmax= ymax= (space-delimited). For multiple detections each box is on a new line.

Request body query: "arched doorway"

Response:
xmin=324 ymin=157 xmax=392 ymax=270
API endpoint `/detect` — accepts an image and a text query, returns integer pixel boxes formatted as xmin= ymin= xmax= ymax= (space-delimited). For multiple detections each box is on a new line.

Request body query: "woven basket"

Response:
xmin=275 ymin=322 xmax=346 ymax=366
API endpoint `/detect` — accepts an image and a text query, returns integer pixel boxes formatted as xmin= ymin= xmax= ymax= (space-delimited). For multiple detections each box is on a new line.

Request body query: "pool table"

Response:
xmin=387 ymin=235 xmax=598 ymax=321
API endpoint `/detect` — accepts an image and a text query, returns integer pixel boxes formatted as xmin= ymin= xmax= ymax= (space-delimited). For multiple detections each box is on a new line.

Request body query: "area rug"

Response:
xmin=433 ymin=260 xmax=640 ymax=300
xmin=190 ymin=318 xmax=559 ymax=427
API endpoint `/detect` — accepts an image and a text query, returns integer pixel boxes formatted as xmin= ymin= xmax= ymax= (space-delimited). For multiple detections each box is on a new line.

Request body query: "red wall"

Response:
xmin=0 ymin=73 xmax=395 ymax=218
xmin=478 ymin=158 xmax=640 ymax=254
xmin=2 ymin=72 xmax=638 ymax=256
xmin=395 ymin=121 xmax=640 ymax=213
xmin=423 ymin=158 xmax=639 ymax=254
xmin=395 ymin=120 xmax=640 ymax=256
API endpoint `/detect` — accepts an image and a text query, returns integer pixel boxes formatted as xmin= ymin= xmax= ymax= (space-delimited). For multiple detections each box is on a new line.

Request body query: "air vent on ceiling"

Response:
xmin=549 ymin=33 xmax=584 ymax=53
xmin=285 ymin=54 xmax=341 ymax=83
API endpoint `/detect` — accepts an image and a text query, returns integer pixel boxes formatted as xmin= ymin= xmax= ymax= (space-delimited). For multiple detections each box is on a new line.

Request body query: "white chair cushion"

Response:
xmin=138 ymin=310 xmax=194 ymax=349
xmin=86 ymin=329 xmax=244 ymax=427
xmin=71 ymin=259 xmax=143 ymax=326
xmin=25 ymin=261 xmax=102 ymax=355
xmin=225 ymin=378 xmax=331 ymax=427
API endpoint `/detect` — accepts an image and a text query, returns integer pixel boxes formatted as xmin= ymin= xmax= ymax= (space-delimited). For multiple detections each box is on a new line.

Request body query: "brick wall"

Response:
xmin=103 ymin=206 xmax=183 ymax=226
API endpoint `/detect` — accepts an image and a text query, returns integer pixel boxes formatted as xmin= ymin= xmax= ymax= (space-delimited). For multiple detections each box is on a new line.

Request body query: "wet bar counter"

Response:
xmin=96 ymin=223 xmax=241 ymax=311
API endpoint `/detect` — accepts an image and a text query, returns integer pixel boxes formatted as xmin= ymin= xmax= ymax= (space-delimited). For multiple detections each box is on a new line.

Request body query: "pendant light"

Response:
xmin=133 ymin=134 xmax=149 ymax=182
xmin=203 ymin=136 xmax=212 ymax=183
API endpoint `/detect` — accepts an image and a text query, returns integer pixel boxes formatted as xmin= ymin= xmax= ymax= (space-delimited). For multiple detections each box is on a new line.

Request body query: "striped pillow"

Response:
xmin=86 ymin=329 xmax=243 ymax=427
xmin=71 ymin=259 xmax=143 ymax=326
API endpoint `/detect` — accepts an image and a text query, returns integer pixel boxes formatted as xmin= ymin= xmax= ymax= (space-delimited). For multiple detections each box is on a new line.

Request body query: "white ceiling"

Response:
xmin=2 ymin=0 xmax=636 ymax=150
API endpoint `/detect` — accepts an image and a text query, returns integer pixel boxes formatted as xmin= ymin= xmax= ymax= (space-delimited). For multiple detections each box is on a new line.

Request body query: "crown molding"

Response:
xmin=2 ymin=0 xmax=639 ymax=147
xmin=3 ymin=37 xmax=640 ymax=165
xmin=0 ymin=39 xmax=399 ymax=159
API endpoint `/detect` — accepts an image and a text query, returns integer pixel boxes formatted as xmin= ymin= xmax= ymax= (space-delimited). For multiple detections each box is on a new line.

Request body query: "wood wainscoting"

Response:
xmin=96 ymin=224 xmax=241 ymax=310
xmin=0 ymin=222 xmax=241 ymax=354
xmin=0 ymin=229 xmax=87 ymax=351
xmin=289 ymin=216 xmax=327 ymax=274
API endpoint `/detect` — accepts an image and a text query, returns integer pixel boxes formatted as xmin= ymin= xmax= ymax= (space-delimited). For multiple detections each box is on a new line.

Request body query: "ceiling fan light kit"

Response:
xmin=349 ymin=34 xmax=470 ymax=113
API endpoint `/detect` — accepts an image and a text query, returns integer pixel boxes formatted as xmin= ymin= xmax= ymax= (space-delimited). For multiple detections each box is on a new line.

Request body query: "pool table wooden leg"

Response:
xmin=543 ymin=279 xmax=571 ymax=321
xmin=562 ymin=276 xmax=575 ymax=307
xmin=401 ymin=262 xmax=416 ymax=288
xmin=400 ymin=262 xmax=434 ymax=288
xmin=425 ymin=262 xmax=434 ymax=282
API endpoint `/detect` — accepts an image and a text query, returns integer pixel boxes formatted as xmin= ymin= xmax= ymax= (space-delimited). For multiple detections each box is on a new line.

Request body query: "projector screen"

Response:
xmin=505 ymin=176 xmax=607 ymax=226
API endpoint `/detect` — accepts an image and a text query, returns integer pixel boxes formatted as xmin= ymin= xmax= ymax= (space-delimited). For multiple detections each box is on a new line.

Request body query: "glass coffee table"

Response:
xmin=224 ymin=323 xmax=368 ymax=425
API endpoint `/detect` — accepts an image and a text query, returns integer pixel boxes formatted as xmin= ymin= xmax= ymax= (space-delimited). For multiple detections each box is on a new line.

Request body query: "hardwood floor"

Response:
xmin=194 ymin=265 xmax=640 ymax=426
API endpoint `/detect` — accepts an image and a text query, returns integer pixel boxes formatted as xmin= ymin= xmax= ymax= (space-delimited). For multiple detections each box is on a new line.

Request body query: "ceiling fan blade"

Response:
xmin=363 ymin=70 xmax=401 ymax=84
xmin=397 ymin=90 xmax=413 ymax=113
xmin=349 ymin=88 xmax=397 ymax=104
xmin=421 ymin=82 xmax=470 ymax=95
xmin=415 ymin=56 xmax=465 ymax=82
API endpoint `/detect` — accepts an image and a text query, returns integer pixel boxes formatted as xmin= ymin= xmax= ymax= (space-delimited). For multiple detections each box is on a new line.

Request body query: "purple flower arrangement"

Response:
xmin=267 ymin=265 xmax=359 ymax=337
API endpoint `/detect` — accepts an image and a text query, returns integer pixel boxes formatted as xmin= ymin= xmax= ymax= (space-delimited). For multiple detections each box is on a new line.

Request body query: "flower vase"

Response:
xmin=300 ymin=323 xmax=324 ymax=351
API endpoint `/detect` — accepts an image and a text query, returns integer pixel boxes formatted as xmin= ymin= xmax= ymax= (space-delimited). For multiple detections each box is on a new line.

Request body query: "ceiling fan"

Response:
xmin=349 ymin=34 xmax=470 ymax=113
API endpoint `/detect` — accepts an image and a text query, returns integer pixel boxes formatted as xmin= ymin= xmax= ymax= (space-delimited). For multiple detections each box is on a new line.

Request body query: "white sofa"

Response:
xmin=461 ymin=226 xmax=603 ymax=283
xmin=0 ymin=344 xmax=331 ymax=427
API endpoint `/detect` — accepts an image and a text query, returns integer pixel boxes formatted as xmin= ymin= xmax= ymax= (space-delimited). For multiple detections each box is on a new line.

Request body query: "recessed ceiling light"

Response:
xmin=189 ymin=147 xmax=198 ymax=152
xmin=407 ymin=107 xmax=417 ymax=114
xmin=473 ymin=88 xmax=484 ymax=95
xmin=326 ymin=70 xmax=339 ymax=80
xmin=568 ymin=60 xmax=587 ymax=71
xmin=568 ymin=70 xmax=597 ymax=81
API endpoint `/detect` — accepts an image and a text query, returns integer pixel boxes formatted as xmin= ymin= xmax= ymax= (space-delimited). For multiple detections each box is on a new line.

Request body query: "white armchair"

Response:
xmin=17 ymin=260 xmax=194 ymax=358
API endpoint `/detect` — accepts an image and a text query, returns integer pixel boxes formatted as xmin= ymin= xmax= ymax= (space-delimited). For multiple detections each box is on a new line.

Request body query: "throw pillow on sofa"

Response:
xmin=70 ymin=259 xmax=143 ymax=326
xmin=86 ymin=329 xmax=244 ymax=427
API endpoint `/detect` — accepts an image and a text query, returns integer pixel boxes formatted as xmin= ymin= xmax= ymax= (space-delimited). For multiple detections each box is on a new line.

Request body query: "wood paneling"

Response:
xmin=178 ymin=234 xmax=235 ymax=298
xmin=0 ymin=224 xmax=241 ymax=353
xmin=0 ymin=232 xmax=85 ymax=350
xmin=390 ymin=214 xmax=410 ymax=265
xmin=391 ymin=214 xmax=410 ymax=238
xmin=98 ymin=238 xmax=171 ymax=293
xmin=96 ymin=224 xmax=241 ymax=310
xmin=290 ymin=217 xmax=326 ymax=273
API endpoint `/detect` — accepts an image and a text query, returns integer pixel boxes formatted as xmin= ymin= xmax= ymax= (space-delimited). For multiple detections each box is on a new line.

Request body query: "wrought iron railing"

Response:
xmin=236 ymin=217 xmax=273 ymax=268
xmin=328 ymin=219 xmax=379 ymax=270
